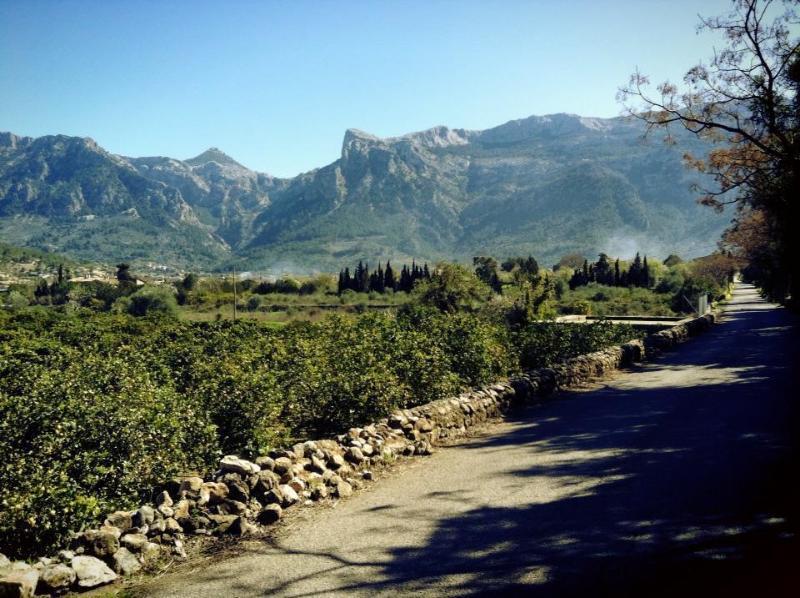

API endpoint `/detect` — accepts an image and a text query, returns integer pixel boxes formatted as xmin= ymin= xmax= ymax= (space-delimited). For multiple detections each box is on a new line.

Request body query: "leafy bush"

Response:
xmin=0 ymin=346 xmax=217 ymax=558
xmin=113 ymin=286 xmax=178 ymax=318
xmin=246 ymin=295 xmax=262 ymax=311
xmin=513 ymin=320 xmax=640 ymax=370
xmin=436 ymin=313 xmax=512 ymax=386
xmin=0 ymin=302 xmax=640 ymax=558
xmin=560 ymin=284 xmax=674 ymax=317
xmin=413 ymin=263 xmax=490 ymax=312
xmin=4 ymin=290 xmax=29 ymax=310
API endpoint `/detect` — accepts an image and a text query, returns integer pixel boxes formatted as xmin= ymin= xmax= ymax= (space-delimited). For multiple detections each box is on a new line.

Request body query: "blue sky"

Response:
xmin=1 ymin=0 xmax=733 ymax=177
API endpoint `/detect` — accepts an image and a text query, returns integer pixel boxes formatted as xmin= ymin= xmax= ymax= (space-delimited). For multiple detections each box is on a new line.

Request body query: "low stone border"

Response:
xmin=0 ymin=312 xmax=715 ymax=597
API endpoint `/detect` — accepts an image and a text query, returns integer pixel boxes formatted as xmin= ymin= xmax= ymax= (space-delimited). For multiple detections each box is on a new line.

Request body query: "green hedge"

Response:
xmin=0 ymin=307 xmax=638 ymax=558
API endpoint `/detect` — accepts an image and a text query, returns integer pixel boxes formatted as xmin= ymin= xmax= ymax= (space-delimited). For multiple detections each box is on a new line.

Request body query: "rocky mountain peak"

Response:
xmin=401 ymin=125 xmax=473 ymax=148
xmin=477 ymin=113 xmax=609 ymax=145
xmin=342 ymin=128 xmax=381 ymax=149
xmin=0 ymin=132 xmax=32 ymax=150
xmin=185 ymin=147 xmax=243 ymax=168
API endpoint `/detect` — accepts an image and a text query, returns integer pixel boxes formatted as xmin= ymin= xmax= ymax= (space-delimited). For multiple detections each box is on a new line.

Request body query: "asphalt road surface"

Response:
xmin=139 ymin=284 xmax=798 ymax=597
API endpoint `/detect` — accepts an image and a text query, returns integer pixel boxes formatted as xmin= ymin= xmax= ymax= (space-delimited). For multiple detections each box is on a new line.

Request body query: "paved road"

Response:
xmin=140 ymin=284 xmax=798 ymax=597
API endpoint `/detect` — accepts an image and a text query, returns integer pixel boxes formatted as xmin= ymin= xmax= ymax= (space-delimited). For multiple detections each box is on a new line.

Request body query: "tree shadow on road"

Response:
xmin=367 ymin=302 xmax=800 ymax=596
xmin=374 ymin=390 xmax=798 ymax=596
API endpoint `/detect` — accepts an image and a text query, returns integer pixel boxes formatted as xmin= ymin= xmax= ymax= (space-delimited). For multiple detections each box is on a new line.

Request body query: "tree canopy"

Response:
xmin=619 ymin=0 xmax=799 ymax=303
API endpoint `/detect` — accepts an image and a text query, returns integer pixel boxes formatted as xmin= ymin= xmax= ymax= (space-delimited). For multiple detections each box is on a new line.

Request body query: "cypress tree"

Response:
xmin=614 ymin=259 xmax=621 ymax=286
xmin=361 ymin=263 xmax=370 ymax=292
xmin=399 ymin=265 xmax=408 ymax=292
xmin=354 ymin=261 xmax=363 ymax=292
xmin=403 ymin=264 xmax=414 ymax=292
xmin=34 ymin=278 xmax=50 ymax=300
xmin=384 ymin=261 xmax=395 ymax=291
xmin=569 ymin=268 xmax=584 ymax=290
xmin=629 ymin=253 xmax=643 ymax=287
xmin=490 ymin=272 xmax=502 ymax=294
xmin=523 ymin=255 xmax=539 ymax=276
xmin=376 ymin=263 xmax=385 ymax=293
xmin=594 ymin=254 xmax=612 ymax=285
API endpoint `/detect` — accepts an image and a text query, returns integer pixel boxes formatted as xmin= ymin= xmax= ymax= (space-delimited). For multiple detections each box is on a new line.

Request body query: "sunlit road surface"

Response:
xmin=138 ymin=284 xmax=798 ymax=597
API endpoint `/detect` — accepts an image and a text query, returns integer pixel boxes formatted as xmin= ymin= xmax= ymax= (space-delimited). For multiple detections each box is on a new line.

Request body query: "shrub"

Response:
xmin=436 ymin=313 xmax=512 ymax=386
xmin=113 ymin=286 xmax=178 ymax=318
xmin=274 ymin=277 xmax=301 ymax=294
xmin=278 ymin=315 xmax=406 ymax=437
xmin=513 ymin=321 xmax=640 ymax=370
xmin=246 ymin=295 xmax=263 ymax=311
xmin=189 ymin=354 xmax=286 ymax=455
xmin=386 ymin=322 xmax=461 ymax=406
xmin=4 ymin=290 xmax=29 ymax=310
xmin=0 ymin=347 xmax=217 ymax=558
xmin=413 ymin=263 xmax=489 ymax=312
xmin=0 ymin=301 xmax=641 ymax=558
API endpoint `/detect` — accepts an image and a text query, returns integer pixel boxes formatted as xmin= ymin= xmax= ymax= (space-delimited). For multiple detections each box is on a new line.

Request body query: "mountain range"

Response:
xmin=0 ymin=113 xmax=729 ymax=273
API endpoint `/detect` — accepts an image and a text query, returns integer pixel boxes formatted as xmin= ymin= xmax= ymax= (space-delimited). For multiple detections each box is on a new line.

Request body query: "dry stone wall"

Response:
xmin=0 ymin=312 xmax=715 ymax=596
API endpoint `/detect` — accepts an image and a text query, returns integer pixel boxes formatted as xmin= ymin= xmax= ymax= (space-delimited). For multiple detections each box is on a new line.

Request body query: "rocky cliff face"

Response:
xmin=0 ymin=112 xmax=728 ymax=271
xmin=129 ymin=148 xmax=284 ymax=248
xmin=0 ymin=137 xmax=229 ymax=269
xmin=237 ymin=113 xmax=724 ymax=270
xmin=0 ymin=135 xmax=198 ymax=223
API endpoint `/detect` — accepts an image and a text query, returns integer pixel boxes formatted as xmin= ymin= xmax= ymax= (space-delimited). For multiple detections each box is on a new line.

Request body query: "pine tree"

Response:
xmin=116 ymin=263 xmax=134 ymax=284
xmin=490 ymin=272 xmax=502 ymax=294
